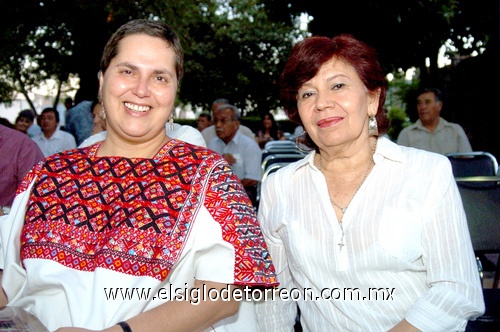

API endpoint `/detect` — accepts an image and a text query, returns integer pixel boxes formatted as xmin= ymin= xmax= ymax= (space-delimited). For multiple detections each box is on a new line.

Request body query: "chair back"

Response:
xmin=261 ymin=148 xmax=304 ymax=161
xmin=458 ymin=182 xmax=500 ymax=252
xmin=447 ymin=152 xmax=499 ymax=189
xmin=261 ymin=153 xmax=305 ymax=173
xmin=446 ymin=151 xmax=498 ymax=177
xmin=264 ymin=140 xmax=297 ymax=150
xmin=256 ymin=162 xmax=292 ymax=205
xmin=457 ymin=178 xmax=500 ymax=290
xmin=261 ymin=163 xmax=288 ymax=183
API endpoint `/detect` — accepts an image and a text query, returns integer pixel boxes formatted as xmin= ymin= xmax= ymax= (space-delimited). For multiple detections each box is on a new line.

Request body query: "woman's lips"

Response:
xmin=317 ymin=116 xmax=342 ymax=128
xmin=124 ymin=102 xmax=151 ymax=113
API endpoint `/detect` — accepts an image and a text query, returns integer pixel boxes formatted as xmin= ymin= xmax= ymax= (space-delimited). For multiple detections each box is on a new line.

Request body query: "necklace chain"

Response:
xmin=319 ymin=158 xmax=374 ymax=213
xmin=318 ymin=139 xmax=377 ymax=251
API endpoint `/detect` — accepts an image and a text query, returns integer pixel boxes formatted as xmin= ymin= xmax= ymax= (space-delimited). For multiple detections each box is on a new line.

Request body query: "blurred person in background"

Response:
xmin=201 ymin=98 xmax=255 ymax=145
xmin=196 ymin=112 xmax=212 ymax=132
xmin=32 ymin=107 xmax=77 ymax=157
xmin=0 ymin=124 xmax=44 ymax=215
xmin=90 ymin=99 xmax=106 ymax=136
xmin=65 ymin=99 xmax=96 ymax=145
xmin=254 ymin=111 xmax=285 ymax=149
xmin=397 ymin=87 xmax=472 ymax=155
xmin=208 ymin=104 xmax=262 ymax=206
xmin=13 ymin=109 xmax=37 ymax=136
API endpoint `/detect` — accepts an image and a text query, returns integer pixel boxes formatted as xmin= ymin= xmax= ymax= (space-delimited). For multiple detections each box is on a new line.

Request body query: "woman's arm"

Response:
xmin=56 ymin=280 xmax=240 ymax=332
xmin=401 ymin=157 xmax=484 ymax=330
xmin=0 ymin=270 xmax=7 ymax=308
xmin=389 ymin=319 xmax=421 ymax=332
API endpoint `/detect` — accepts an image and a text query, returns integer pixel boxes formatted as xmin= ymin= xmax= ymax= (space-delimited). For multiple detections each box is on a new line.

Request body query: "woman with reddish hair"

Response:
xmin=256 ymin=34 xmax=484 ymax=331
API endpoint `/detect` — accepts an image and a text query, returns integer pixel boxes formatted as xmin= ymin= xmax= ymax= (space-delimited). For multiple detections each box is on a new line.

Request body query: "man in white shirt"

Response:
xmin=208 ymin=104 xmax=261 ymax=205
xmin=32 ymin=108 xmax=77 ymax=157
xmin=397 ymin=88 xmax=472 ymax=155
xmin=201 ymin=98 xmax=255 ymax=145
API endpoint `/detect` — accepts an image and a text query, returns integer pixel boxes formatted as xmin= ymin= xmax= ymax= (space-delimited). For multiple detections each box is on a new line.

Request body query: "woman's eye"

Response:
xmin=331 ymin=83 xmax=344 ymax=90
xmin=299 ymin=91 xmax=314 ymax=100
xmin=156 ymin=76 xmax=168 ymax=83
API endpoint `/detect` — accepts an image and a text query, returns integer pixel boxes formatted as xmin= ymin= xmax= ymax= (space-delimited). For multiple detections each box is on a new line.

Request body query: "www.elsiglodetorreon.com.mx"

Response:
xmin=103 ymin=284 xmax=395 ymax=304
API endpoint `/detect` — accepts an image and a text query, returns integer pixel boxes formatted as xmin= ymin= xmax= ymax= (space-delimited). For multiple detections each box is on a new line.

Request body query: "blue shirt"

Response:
xmin=65 ymin=101 xmax=94 ymax=145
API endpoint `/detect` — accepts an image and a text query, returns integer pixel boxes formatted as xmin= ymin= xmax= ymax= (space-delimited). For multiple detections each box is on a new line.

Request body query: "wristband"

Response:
xmin=117 ymin=321 xmax=132 ymax=332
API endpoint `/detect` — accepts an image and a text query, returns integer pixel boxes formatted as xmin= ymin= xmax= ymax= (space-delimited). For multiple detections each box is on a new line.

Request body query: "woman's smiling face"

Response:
xmin=99 ymin=33 xmax=178 ymax=143
xmin=297 ymin=56 xmax=377 ymax=149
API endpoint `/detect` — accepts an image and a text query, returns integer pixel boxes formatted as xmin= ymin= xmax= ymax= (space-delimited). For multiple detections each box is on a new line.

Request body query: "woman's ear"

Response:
xmin=368 ymin=87 xmax=381 ymax=116
xmin=97 ymin=71 xmax=104 ymax=98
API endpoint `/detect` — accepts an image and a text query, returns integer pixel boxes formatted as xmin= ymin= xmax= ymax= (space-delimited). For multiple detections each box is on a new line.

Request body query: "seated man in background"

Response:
xmin=208 ymin=104 xmax=262 ymax=206
xmin=201 ymin=98 xmax=255 ymax=145
xmin=397 ymin=87 xmax=472 ymax=155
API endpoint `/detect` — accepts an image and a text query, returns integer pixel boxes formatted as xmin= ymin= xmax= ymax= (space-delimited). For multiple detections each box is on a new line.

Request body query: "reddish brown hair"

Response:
xmin=279 ymin=34 xmax=389 ymax=150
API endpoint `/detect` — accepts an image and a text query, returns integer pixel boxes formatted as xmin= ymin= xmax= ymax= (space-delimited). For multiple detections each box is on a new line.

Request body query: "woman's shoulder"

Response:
xmin=170 ymin=140 xmax=225 ymax=164
xmin=382 ymin=138 xmax=452 ymax=178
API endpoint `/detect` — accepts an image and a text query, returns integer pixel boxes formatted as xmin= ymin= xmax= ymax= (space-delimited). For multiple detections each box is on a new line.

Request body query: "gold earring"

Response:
xmin=101 ymin=104 xmax=107 ymax=121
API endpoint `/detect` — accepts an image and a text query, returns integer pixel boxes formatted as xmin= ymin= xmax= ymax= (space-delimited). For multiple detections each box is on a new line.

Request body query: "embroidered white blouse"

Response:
xmin=256 ymin=137 xmax=484 ymax=331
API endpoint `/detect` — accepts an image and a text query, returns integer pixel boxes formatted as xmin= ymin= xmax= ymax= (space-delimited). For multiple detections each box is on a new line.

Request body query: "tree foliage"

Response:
xmin=0 ymin=0 xmax=497 ymax=120
xmin=0 ymin=0 xmax=305 ymax=115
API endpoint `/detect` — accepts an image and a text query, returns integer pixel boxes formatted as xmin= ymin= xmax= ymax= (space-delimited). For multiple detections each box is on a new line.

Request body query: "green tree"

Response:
xmin=0 ymin=0 xmax=305 ymax=116
xmin=0 ymin=0 xmax=496 ymax=123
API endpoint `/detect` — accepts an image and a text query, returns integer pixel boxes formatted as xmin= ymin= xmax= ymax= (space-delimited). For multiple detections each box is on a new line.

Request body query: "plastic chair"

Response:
xmin=447 ymin=152 xmax=499 ymax=189
xmin=261 ymin=153 xmax=305 ymax=173
xmin=446 ymin=152 xmax=498 ymax=177
xmin=459 ymin=178 xmax=500 ymax=329
xmin=261 ymin=148 xmax=304 ymax=161
xmin=264 ymin=140 xmax=297 ymax=150
xmin=457 ymin=179 xmax=500 ymax=289
xmin=261 ymin=163 xmax=288 ymax=182
xmin=256 ymin=162 xmax=290 ymax=206
xmin=458 ymin=177 xmax=500 ymax=329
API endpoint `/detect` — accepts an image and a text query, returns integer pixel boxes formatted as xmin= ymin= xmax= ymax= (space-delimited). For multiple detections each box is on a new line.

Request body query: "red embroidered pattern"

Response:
xmin=20 ymin=140 xmax=277 ymax=285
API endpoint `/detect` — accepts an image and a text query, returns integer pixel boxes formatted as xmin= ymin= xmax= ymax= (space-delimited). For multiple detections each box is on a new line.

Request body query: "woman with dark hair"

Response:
xmin=13 ymin=109 xmax=35 ymax=135
xmin=254 ymin=112 xmax=284 ymax=149
xmin=0 ymin=19 xmax=277 ymax=332
xmin=256 ymin=34 xmax=484 ymax=331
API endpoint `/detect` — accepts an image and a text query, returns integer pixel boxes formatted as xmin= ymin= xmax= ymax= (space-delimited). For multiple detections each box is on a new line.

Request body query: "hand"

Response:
xmin=388 ymin=319 xmax=421 ymax=332
xmin=222 ymin=153 xmax=237 ymax=165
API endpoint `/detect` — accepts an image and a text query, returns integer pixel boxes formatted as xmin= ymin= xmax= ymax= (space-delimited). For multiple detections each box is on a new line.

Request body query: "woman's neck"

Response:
xmin=97 ymin=133 xmax=171 ymax=158
xmin=317 ymin=137 xmax=377 ymax=175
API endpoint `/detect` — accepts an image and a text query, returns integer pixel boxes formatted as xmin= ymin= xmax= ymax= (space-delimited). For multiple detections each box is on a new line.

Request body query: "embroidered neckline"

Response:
xmin=87 ymin=139 xmax=178 ymax=159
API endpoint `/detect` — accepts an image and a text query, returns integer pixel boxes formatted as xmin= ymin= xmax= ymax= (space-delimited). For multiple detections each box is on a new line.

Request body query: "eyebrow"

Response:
xmin=326 ymin=73 xmax=348 ymax=82
xmin=115 ymin=62 xmax=174 ymax=78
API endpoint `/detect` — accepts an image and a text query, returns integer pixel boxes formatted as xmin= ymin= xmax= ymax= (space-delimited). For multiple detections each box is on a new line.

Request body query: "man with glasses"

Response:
xmin=208 ymin=104 xmax=262 ymax=206
xmin=201 ymin=98 xmax=255 ymax=145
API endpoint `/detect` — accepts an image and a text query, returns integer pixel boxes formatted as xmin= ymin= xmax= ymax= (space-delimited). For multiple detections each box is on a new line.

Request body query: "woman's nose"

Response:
xmin=316 ymin=91 xmax=336 ymax=111
xmin=132 ymin=76 xmax=151 ymax=97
